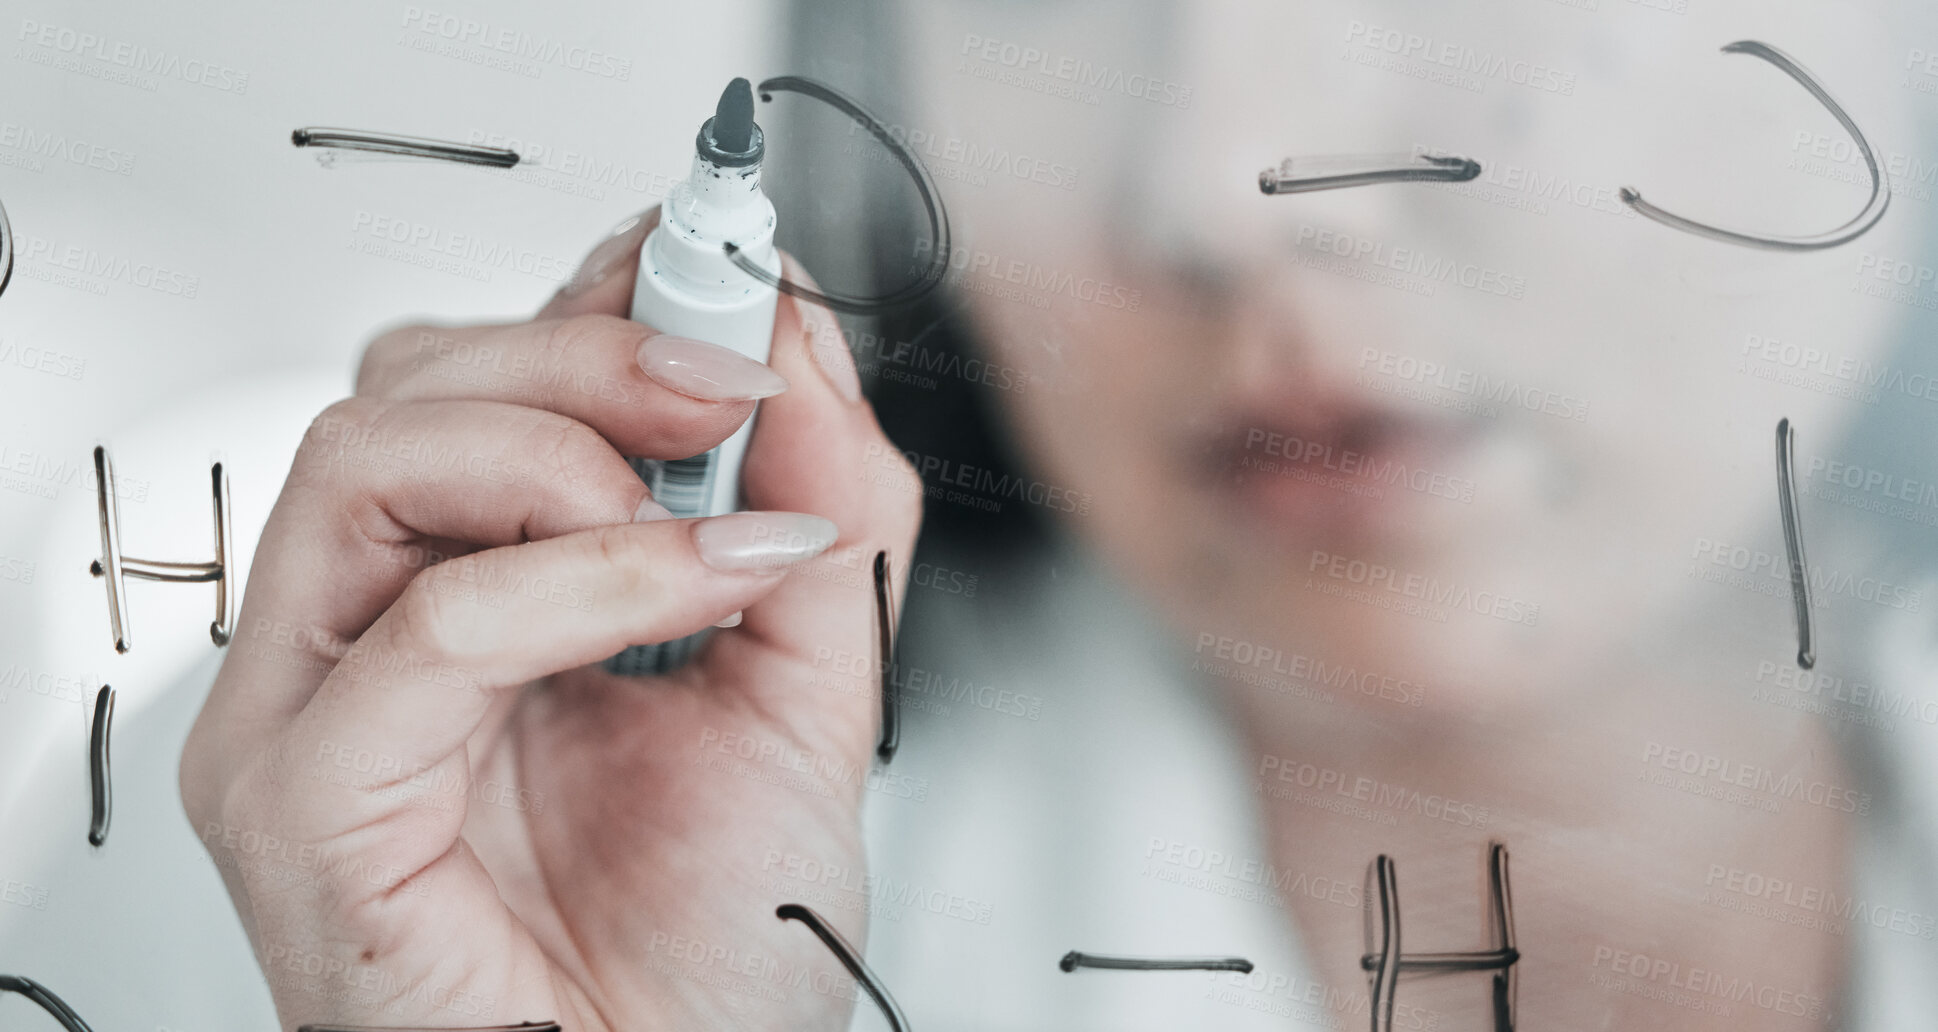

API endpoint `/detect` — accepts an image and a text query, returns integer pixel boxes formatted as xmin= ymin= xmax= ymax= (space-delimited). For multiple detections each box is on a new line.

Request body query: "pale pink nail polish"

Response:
xmin=633 ymin=496 xmax=675 ymax=522
xmin=637 ymin=334 xmax=789 ymax=402
xmin=693 ymin=511 xmax=837 ymax=572
xmin=714 ymin=610 xmax=744 ymax=628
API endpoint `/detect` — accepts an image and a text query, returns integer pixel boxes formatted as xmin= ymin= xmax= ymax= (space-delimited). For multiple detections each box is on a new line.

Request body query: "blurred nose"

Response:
xmin=1222 ymin=259 xmax=1406 ymax=428
xmin=1124 ymin=104 xmax=1433 ymax=424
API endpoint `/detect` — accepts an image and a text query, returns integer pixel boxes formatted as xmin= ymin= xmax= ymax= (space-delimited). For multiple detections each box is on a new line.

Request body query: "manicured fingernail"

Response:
xmin=714 ymin=610 xmax=744 ymax=628
xmin=693 ymin=511 xmax=838 ymax=572
xmin=637 ymin=334 xmax=789 ymax=402
xmin=633 ymin=496 xmax=675 ymax=522
xmin=559 ymin=210 xmax=653 ymax=298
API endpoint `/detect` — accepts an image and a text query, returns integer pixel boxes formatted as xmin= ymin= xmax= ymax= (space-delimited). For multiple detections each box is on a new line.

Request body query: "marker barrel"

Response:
xmin=607 ymin=145 xmax=780 ymax=676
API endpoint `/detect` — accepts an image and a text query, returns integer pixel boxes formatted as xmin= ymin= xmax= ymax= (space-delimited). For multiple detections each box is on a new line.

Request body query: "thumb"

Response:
xmin=713 ymin=252 xmax=924 ymax=758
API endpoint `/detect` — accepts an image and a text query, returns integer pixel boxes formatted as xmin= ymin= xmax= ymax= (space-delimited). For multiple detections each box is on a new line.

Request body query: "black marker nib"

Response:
xmin=714 ymin=77 xmax=755 ymax=153
xmin=697 ymin=77 xmax=762 ymax=167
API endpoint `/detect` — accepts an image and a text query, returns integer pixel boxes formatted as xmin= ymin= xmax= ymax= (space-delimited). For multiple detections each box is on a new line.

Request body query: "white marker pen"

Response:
xmin=609 ymin=78 xmax=782 ymax=676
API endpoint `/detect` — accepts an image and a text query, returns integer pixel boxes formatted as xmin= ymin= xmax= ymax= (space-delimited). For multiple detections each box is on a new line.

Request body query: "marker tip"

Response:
xmin=712 ymin=77 xmax=755 ymax=154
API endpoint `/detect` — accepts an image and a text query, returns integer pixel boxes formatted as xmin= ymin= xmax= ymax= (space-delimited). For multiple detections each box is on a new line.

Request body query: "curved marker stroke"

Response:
xmin=88 ymin=685 xmax=114 ymax=848
xmin=1776 ymin=418 xmax=1816 ymax=669
xmin=1058 ymin=951 xmax=1254 ymax=973
xmin=874 ymin=550 xmax=900 ymax=763
xmin=777 ymin=903 xmax=911 ymax=1032
xmin=1620 ymin=41 xmax=1889 ymax=250
xmin=724 ymin=76 xmax=951 ymax=316
xmin=0 ymin=196 xmax=12 ymax=299
xmin=0 ymin=975 xmax=96 ymax=1032
xmin=291 ymin=127 xmax=520 ymax=169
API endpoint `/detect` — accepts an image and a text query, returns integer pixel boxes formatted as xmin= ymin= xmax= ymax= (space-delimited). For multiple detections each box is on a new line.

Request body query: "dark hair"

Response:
xmin=766 ymin=0 xmax=1054 ymax=561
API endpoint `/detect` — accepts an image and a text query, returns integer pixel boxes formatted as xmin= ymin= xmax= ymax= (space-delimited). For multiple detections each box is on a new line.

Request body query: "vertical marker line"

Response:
xmin=1776 ymin=418 xmax=1815 ymax=669
xmin=874 ymin=550 xmax=900 ymax=763
xmin=88 ymin=685 xmax=115 ymax=847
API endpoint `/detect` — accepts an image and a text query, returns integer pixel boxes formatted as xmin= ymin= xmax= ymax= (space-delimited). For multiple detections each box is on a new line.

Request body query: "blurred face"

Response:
xmin=898 ymin=0 xmax=1918 ymax=714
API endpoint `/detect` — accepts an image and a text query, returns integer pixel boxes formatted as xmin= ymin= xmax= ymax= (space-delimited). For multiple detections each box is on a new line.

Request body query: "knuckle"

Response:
xmin=391 ymin=562 xmax=474 ymax=665
xmin=584 ymin=521 xmax=643 ymax=572
xmin=204 ymin=764 xmax=271 ymax=857
xmin=544 ymin=312 xmax=639 ymax=364
xmin=357 ymin=322 xmax=441 ymax=395
xmin=519 ymin=412 xmax=610 ymax=491
xmin=309 ymin=396 xmax=372 ymax=437
xmin=579 ymin=524 xmax=659 ymax=600
xmin=293 ymin=397 xmax=389 ymax=481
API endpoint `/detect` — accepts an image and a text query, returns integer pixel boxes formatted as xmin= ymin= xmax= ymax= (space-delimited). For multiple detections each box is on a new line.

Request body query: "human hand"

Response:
xmin=180 ymin=209 xmax=922 ymax=1031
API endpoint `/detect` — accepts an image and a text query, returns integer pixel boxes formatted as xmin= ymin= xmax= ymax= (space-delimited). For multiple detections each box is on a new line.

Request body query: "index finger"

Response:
xmin=536 ymin=207 xmax=658 ymax=321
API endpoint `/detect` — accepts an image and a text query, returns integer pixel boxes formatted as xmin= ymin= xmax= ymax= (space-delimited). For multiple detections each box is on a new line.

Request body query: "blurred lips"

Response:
xmin=1205 ymin=397 xmax=1474 ymax=541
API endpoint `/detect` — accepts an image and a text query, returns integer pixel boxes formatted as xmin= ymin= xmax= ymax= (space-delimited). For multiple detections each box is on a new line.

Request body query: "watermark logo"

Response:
xmin=1852 ymin=251 xmax=1938 ymax=312
xmin=1587 ymin=943 xmax=1827 ymax=1020
xmin=1142 ymin=836 xmax=1360 ymax=910
xmin=465 ymin=129 xmax=677 ymax=202
xmin=0 ymin=120 xmax=136 ymax=176
xmin=14 ymin=19 xmax=249 ymax=94
xmin=396 ymin=7 xmax=633 ymax=81
xmin=1256 ymin=754 xmax=1490 ymax=828
xmin=955 ymin=34 xmax=1192 ymax=108
xmin=1687 ymin=537 xmax=1921 ymax=612
xmin=912 ymin=235 xmax=1142 ymax=312
xmin=1341 ymin=21 xmax=1577 ymax=96
xmin=1294 ymin=224 xmax=1528 ymax=299
xmin=861 ymin=441 xmax=1093 ymax=517
xmin=1306 ymin=550 xmax=1541 ymax=626
xmin=1192 ymin=632 xmax=1426 ymax=707
xmin=1637 ymin=740 xmax=1871 ymax=816
xmin=13 ymin=232 xmax=201 ymax=298
xmin=347 ymin=210 xmax=572 ymax=284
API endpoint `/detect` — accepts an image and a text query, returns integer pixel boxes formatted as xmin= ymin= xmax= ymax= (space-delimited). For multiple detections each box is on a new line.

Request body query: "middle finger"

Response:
xmin=211 ymin=395 xmax=664 ymax=737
